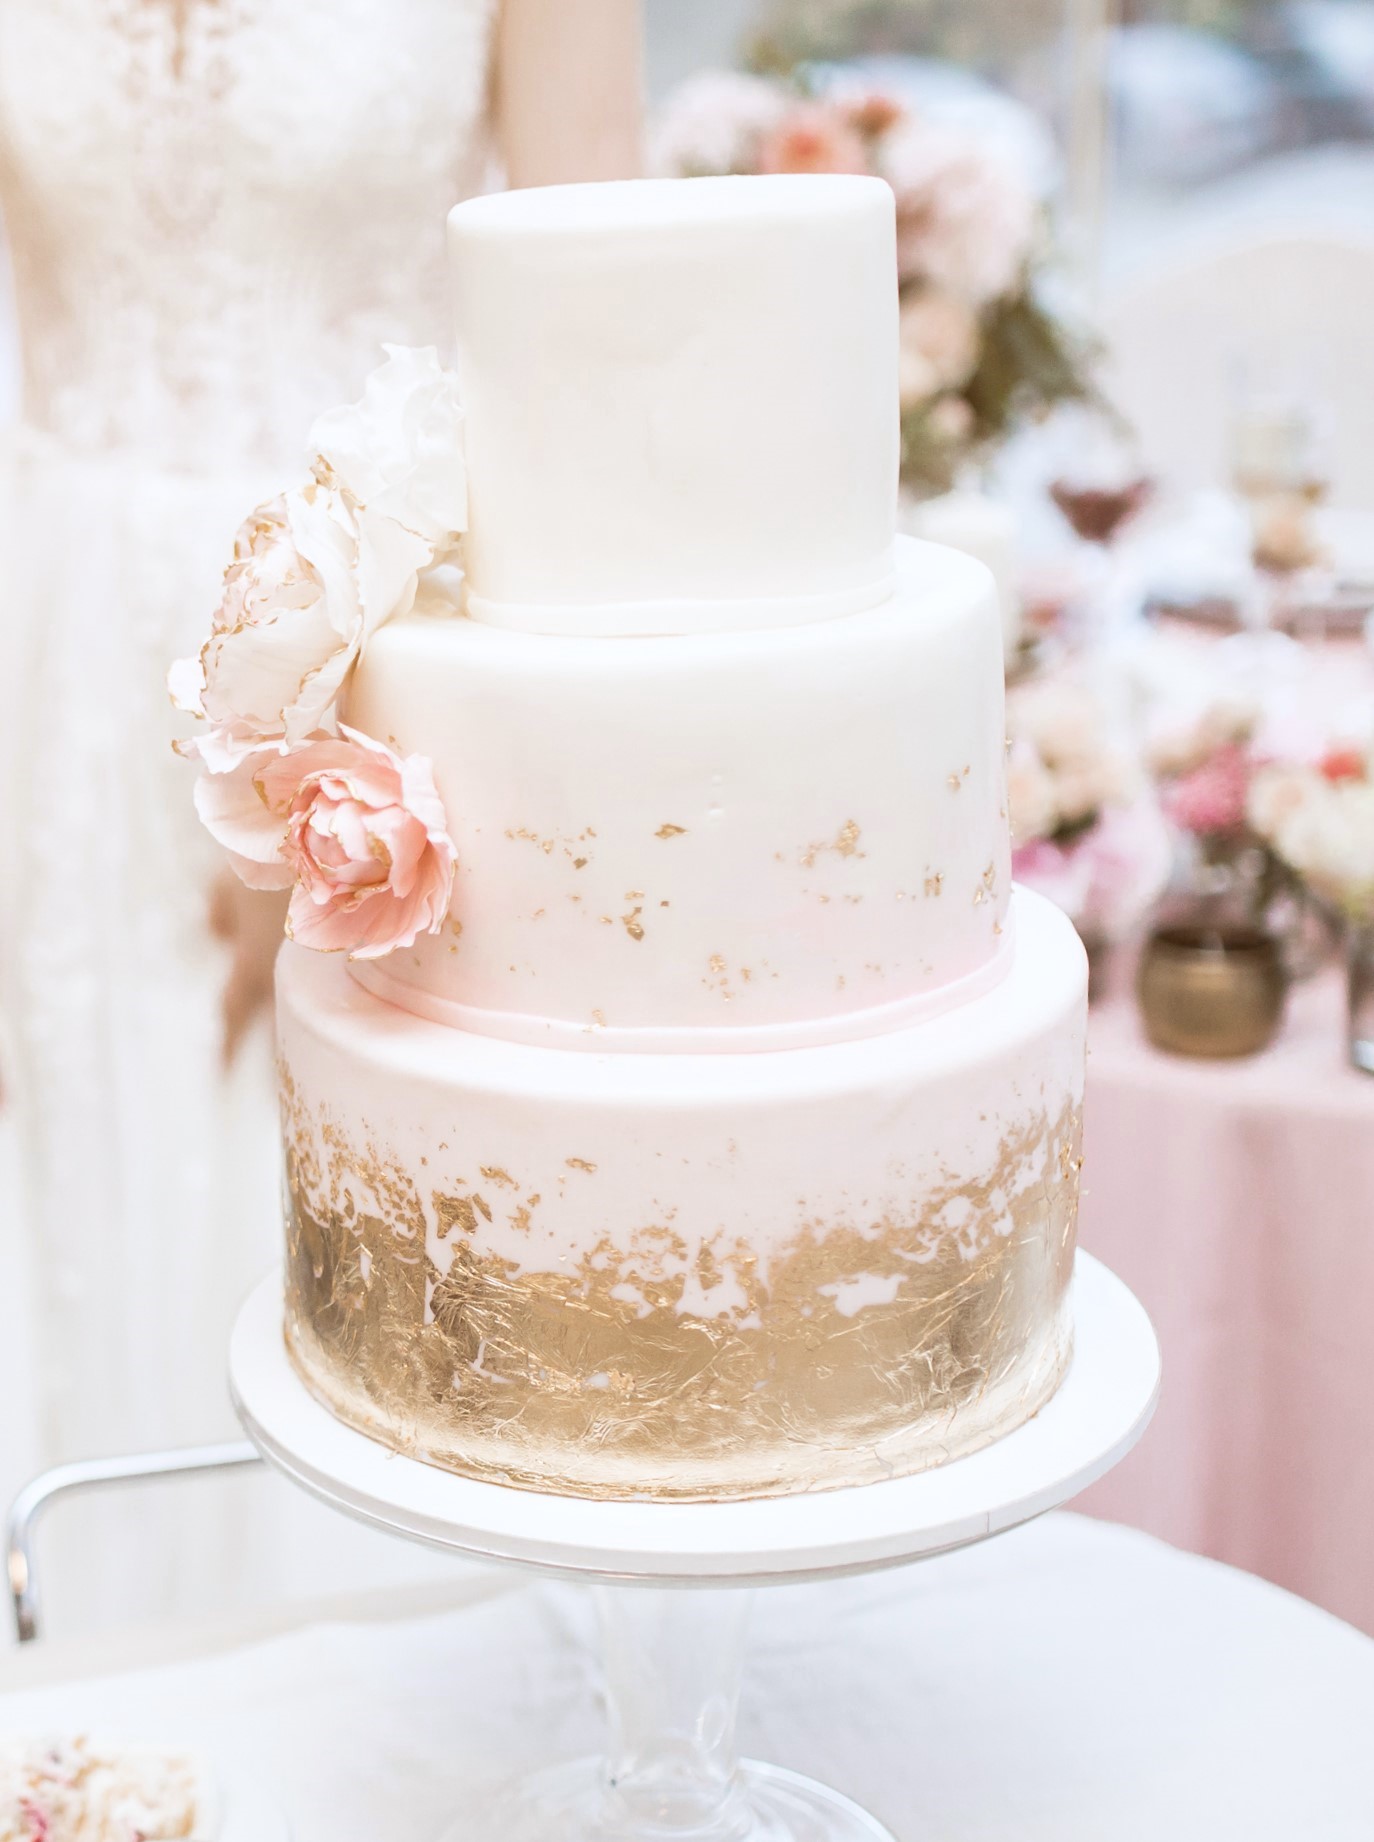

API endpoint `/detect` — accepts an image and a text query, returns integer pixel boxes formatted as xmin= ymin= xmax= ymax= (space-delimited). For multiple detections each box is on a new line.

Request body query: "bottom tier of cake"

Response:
xmin=276 ymin=890 xmax=1087 ymax=1500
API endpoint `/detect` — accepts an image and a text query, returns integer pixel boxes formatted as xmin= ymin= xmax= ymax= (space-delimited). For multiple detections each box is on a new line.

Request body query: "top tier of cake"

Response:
xmin=448 ymin=175 xmax=899 ymax=635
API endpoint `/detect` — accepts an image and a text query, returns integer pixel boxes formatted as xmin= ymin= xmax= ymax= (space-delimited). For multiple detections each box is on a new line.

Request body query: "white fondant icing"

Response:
xmin=448 ymin=175 xmax=899 ymax=633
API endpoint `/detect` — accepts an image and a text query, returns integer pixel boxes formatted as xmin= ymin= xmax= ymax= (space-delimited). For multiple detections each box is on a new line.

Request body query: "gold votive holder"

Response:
xmin=1137 ymin=923 xmax=1287 ymax=1059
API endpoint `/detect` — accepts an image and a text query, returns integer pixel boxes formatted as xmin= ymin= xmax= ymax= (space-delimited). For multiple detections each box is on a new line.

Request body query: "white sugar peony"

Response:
xmin=171 ymin=481 xmax=430 ymax=759
xmin=309 ymin=344 xmax=466 ymax=551
xmin=170 ymin=347 xmax=464 ymax=762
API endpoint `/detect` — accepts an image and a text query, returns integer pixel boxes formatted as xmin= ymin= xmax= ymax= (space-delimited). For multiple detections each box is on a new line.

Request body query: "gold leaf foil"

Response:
xmin=280 ymin=1072 xmax=1079 ymax=1501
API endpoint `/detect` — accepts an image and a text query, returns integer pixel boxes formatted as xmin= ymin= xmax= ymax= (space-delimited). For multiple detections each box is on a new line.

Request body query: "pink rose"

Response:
xmin=194 ymin=728 xmax=456 ymax=959
xmin=1164 ymin=742 xmax=1254 ymax=841
xmin=758 ymin=102 xmax=870 ymax=177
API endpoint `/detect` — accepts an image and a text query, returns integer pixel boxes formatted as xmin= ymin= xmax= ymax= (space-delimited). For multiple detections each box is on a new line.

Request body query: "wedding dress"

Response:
xmin=0 ymin=0 xmax=498 ymax=1633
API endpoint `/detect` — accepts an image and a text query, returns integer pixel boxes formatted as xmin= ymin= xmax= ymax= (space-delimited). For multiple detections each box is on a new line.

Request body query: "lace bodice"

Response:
xmin=0 ymin=0 xmax=498 ymax=472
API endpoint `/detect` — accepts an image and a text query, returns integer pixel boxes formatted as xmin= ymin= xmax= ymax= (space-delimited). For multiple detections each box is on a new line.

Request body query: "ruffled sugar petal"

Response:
xmin=344 ymin=883 xmax=435 ymax=958
xmin=180 ymin=717 xmax=277 ymax=774
xmin=256 ymin=735 xmax=357 ymax=811
xmin=192 ymin=745 xmax=294 ymax=880
xmin=353 ymin=502 xmax=431 ymax=635
xmin=396 ymin=749 xmax=452 ymax=839
xmin=222 ymin=847 xmax=295 ymax=893
xmin=279 ymin=643 xmax=358 ymax=745
xmin=286 ymin=483 xmax=367 ymax=643
xmin=378 ymin=812 xmax=427 ymax=901
xmin=203 ymin=595 xmax=343 ymax=738
xmin=310 ymin=345 xmax=468 ymax=547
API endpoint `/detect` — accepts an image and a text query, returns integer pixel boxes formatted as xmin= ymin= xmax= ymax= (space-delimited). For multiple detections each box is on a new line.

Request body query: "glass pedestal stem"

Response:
xmin=455 ymin=1580 xmax=896 ymax=1842
xmin=595 ymin=1584 xmax=755 ymax=1840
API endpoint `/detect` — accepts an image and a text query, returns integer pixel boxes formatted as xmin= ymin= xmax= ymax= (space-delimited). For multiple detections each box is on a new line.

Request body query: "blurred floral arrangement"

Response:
xmin=1147 ymin=695 xmax=1265 ymax=861
xmin=1249 ymin=747 xmax=1374 ymax=926
xmin=1006 ymin=676 xmax=1171 ymax=944
xmin=651 ymin=71 xmax=1092 ymax=496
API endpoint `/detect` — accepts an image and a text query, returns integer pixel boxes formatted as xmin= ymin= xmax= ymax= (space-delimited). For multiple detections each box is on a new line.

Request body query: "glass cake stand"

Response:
xmin=229 ymin=1251 xmax=1159 ymax=1842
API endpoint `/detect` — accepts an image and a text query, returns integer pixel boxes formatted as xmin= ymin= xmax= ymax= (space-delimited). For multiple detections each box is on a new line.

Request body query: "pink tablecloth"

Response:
xmin=1073 ymin=960 xmax=1374 ymax=1634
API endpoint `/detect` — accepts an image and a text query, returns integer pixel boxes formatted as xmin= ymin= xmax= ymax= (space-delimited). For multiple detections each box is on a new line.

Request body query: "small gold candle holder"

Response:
xmin=1137 ymin=923 xmax=1287 ymax=1059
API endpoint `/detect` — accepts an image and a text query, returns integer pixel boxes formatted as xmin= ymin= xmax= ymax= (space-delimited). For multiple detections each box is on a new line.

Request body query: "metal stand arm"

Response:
xmin=6 ymin=1441 xmax=262 ymax=1642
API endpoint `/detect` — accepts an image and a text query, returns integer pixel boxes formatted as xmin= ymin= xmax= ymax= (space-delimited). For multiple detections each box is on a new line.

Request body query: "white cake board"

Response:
xmin=229 ymin=1250 xmax=1158 ymax=1587
xmin=230 ymin=1251 xmax=1157 ymax=1840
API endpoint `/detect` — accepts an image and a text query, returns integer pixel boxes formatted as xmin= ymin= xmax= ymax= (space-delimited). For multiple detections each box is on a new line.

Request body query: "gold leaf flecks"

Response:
xmin=799 ymin=820 xmax=865 ymax=868
xmin=280 ymin=1077 xmax=1080 ymax=1503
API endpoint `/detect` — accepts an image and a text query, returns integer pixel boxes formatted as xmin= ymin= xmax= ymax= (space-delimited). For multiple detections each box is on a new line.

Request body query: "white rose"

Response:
xmin=310 ymin=345 xmax=467 ymax=551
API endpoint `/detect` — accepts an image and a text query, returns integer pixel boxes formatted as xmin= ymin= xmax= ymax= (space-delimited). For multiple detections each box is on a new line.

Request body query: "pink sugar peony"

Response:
xmin=194 ymin=728 xmax=456 ymax=958
xmin=758 ymin=101 xmax=870 ymax=177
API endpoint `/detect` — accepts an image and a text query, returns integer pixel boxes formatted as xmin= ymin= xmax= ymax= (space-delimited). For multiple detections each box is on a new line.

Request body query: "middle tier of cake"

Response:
xmin=345 ymin=537 xmax=1010 ymax=1050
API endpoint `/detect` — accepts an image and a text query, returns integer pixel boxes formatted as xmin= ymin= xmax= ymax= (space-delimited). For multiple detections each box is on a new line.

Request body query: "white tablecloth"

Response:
xmin=0 ymin=1512 xmax=1370 ymax=1840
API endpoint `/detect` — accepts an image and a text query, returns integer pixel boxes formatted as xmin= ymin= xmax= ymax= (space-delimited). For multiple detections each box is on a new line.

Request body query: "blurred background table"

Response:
xmin=1075 ymin=960 xmax=1374 ymax=1635
xmin=2 ymin=1513 xmax=1371 ymax=1841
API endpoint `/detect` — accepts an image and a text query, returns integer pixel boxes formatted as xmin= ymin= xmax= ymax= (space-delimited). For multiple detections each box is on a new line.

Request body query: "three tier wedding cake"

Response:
xmin=174 ymin=175 xmax=1087 ymax=1500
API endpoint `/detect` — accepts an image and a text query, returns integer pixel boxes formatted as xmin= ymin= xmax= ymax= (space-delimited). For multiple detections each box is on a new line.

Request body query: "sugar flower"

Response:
xmin=195 ymin=728 xmax=457 ymax=958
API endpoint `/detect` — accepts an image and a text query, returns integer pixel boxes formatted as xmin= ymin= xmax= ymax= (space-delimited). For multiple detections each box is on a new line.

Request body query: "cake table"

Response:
xmin=230 ymin=1250 xmax=1159 ymax=1841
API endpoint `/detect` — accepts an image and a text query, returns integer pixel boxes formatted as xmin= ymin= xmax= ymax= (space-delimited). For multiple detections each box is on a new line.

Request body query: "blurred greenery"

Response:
xmin=901 ymin=287 xmax=1096 ymax=496
xmin=746 ymin=0 xmax=1060 ymax=77
xmin=746 ymin=0 xmax=1287 ymax=75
